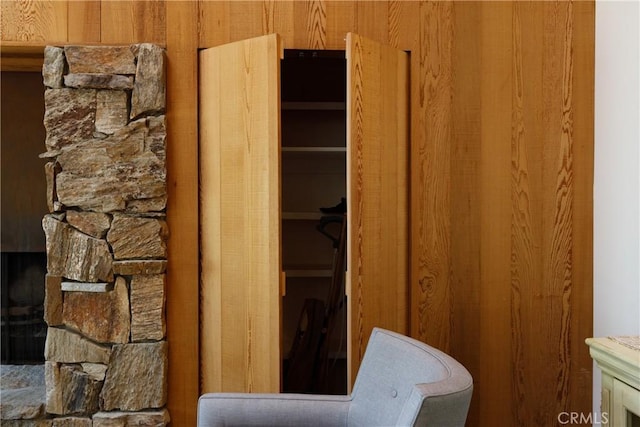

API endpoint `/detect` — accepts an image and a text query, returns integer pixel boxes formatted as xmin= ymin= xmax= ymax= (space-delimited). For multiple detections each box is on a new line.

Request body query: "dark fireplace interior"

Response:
xmin=1 ymin=72 xmax=48 ymax=364
xmin=1 ymin=252 xmax=47 ymax=363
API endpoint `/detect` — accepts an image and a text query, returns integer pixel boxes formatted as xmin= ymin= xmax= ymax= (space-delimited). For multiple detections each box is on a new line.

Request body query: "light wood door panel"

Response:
xmin=199 ymin=33 xmax=283 ymax=394
xmin=346 ymin=32 xmax=410 ymax=386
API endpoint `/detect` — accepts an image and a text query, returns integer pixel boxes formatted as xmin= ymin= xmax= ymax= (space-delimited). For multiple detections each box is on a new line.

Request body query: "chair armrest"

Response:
xmin=397 ymin=377 xmax=473 ymax=427
xmin=198 ymin=393 xmax=352 ymax=427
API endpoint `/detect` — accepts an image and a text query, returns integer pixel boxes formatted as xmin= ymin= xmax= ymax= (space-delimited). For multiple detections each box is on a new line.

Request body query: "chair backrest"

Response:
xmin=348 ymin=328 xmax=473 ymax=427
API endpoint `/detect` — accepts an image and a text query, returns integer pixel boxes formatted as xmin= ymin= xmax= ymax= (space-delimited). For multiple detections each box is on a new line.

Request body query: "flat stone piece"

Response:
xmin=107 ymin=215 xmax=168 ymax=260
xmin=2 ymin=420 xmax=53 ymax=426
xmin=45 ymin=362 xmax=63 ymax=415
xmin=43 ymin=46 xmax=65 ymax=89
xmin=146 ymin=115 xmax=166 ymax=162
xmin=95 ymin=90 xmax=129 ymax=135
xmin=61 ymin=282 xmax=113 ymax=293
xmin=1 ymin=365 xmax=45 ymax=389
xmin=65 ymin=211 xmax=111 ymax=239
xmin=64 ymin=46 xmax=136 ymax=75
xmin=80 ymin=364 xmax=107 ymax=382
xmin=51 ymin=418 xmax=92 ymax=427
xmin=92 ymin=409 xmax=170 ymax=427
xmin=45 ymin=275 xmax=63 ymax=326
xmin=44 ymin=89 xmax=96 ymax=151
xmin=126 ymin=197 xmax=168 ymax=213
xmin=64 ymin=74 xmax=134 ymax=90
xmin=0 ymin=387 xmax=46 ymax=420
xmin=100 ymin=342 xmax=168 ymax=411
xmin=44 ymin=328 xmax=112 ymax=364
xmin=131 ymin=274 xmax=165 ymax=341
xmin=130 ymin=44 xmax=165 ymax=118
xmin=63 ymin=277 xmax=130 ymax=344
xmin=113 ymin=260 xmax=167 ymax=275
xmin=45 ymin=162 xmax=61 ymax=213
xmin=45 ymin=363 xmax=101 ymax=416
xmin=55 ymin=119 xmax=167 ymax=213
xmin=0 ymin=365 xmax=45 ymax=421
xmin=42 ymin=215 xmax=113 ymax=283
xmin=62 ymin=365 xmax=102 ymax=416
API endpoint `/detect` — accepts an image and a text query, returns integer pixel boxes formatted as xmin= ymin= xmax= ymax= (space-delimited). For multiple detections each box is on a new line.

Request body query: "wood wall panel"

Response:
xmin=100 ymin=0 xmax=165 ymax=44
xmin=296 ymin=0 xmax=326 ymax=49
xmin=479 ymin=4 xmax=514 ymax=423
xmin=198 ymin=1 xmax=417 ymax=52
xmin=511 ymin=3 xmax=543 ymax=424
xmin=198 ymin=1 xmax=227 ymax=47
xmin=389 ymin=1 xmax=420 ymax=50
xmin=353 ymin=1 xmax=388 ymax=45
xmin=67 ymin=1 xmax=100 ymax=43
xmin=450 ymin=4 xmax=483 ymax=425
xmin=514 ymin=2 xmax=569 ymax=422
xmin=412 ymin=0 xmax=453 ymax=352
xmin=324 ymin=1 xmax=354 ymax=50
xmin=165 ymin=1 xmax=199 ymax=425
xmin=444 ymin=2 xmax=594 ymax=425
xmin=567 ymin=1 xmax=595 ymax=416
xmin=0 ymin=2 xmax=594 ymax=426
xmin=0 ymin=0 xmax=67 ymax=43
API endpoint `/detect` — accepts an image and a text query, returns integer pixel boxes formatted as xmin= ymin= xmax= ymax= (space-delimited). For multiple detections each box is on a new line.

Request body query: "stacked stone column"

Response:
xmin=40 ymin=45 xmax=169 ymax=426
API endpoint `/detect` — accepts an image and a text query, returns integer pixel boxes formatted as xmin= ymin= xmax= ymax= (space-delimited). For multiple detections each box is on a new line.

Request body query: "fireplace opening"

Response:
xmin=1 ymin=253 xmax=47 ymax=363
xmin=1 ymin=71 xmax=48 ymax=364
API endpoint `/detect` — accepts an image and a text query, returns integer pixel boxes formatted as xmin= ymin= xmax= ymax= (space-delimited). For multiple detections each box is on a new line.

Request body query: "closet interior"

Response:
xmin=280 ymin=50 xmax=348 ymax=394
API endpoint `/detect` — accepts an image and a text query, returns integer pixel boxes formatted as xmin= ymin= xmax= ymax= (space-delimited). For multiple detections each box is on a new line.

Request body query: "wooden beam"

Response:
xmin=165 ymin=1 xmax=199 ymax=425
xmin=0 ymin=44 xmax=44 ymax=71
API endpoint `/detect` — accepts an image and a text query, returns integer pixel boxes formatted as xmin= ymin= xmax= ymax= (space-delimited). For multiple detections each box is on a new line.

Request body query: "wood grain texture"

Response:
xmin=300 ymin=0 xmax=326 ymax=49
xmin=0 ymin=44 xmax=43 ymax=71
xmin=445 ymin=2 xmax=594 ymax=425
xmin=449 ymin=4 xmax=483 ymax=424
xmin=510 ymin=3 xmax=537 ymax=424
xmin=411 ymin=0 xmax=453 ymax=353
xmin=346 ymin=32 xmax=409 ymax=387
xmin=324 ymin=1 xmax=354 ymax=50
xmin=478 ymin=4 xmax=514 ymax=423
xmin=567 ymin=1 xmax=595 ymax=416
xmin=387 ymin=1 xmax=419 ymax=50
xmin=101 ymin=0 xmax=165 ymax=44
xmin=0 ymin=0 xmax=67 ymax=43
xmin=200 ymin=34 xmax=282 ymax=394
xmin=0 ymin=1 xmax=594 ymax=425
xmin=67 ymin=1 xmax=100 ymax=43
xmin=353 ymin=1 xmax=388 ymax=45
xmin=165 ymin=1 xmax=200 ymax=425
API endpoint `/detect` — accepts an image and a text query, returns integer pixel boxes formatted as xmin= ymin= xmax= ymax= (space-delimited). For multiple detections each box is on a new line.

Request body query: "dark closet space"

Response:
xmin=280 ymin=50 xmax=348 ymax=394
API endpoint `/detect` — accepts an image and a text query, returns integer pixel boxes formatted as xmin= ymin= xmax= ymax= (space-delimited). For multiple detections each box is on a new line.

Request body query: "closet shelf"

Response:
xmin=282 ymin=212 xmax=323 ymax=220
xmin=281 ymin=101 xmax=345 ymax=111
xmin=285 ymin=269 xmax=333 ymax=278
xmin=282 ymin=146 xmax=346 ymax=153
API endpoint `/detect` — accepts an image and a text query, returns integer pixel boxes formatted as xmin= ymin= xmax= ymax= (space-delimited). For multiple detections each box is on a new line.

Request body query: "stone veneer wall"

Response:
xmin=38 ymin=44 xmax=169 ymax=426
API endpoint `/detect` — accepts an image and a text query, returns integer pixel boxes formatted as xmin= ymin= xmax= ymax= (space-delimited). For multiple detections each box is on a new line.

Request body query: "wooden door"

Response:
xmin=346 ymin=33 xmax=410 ymax=385
xmin=199 ymin=34 xmax=283 ymax=393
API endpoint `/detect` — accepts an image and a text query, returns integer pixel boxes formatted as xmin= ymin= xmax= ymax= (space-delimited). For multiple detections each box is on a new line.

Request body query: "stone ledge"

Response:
xmin=0 ymin=365 xmax=46 ymax=421
xmin=61 ymin=282 xmax=113 ymax=293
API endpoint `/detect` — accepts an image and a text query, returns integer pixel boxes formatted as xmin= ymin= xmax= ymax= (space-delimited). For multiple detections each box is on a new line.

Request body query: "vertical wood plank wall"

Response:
xmin=1 ymin=1 xmax=594 ymax=426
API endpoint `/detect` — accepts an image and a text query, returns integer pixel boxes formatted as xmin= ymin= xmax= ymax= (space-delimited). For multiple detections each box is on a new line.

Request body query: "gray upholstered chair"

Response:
xmin=198 ymin=327 xmax=473 ymax=426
